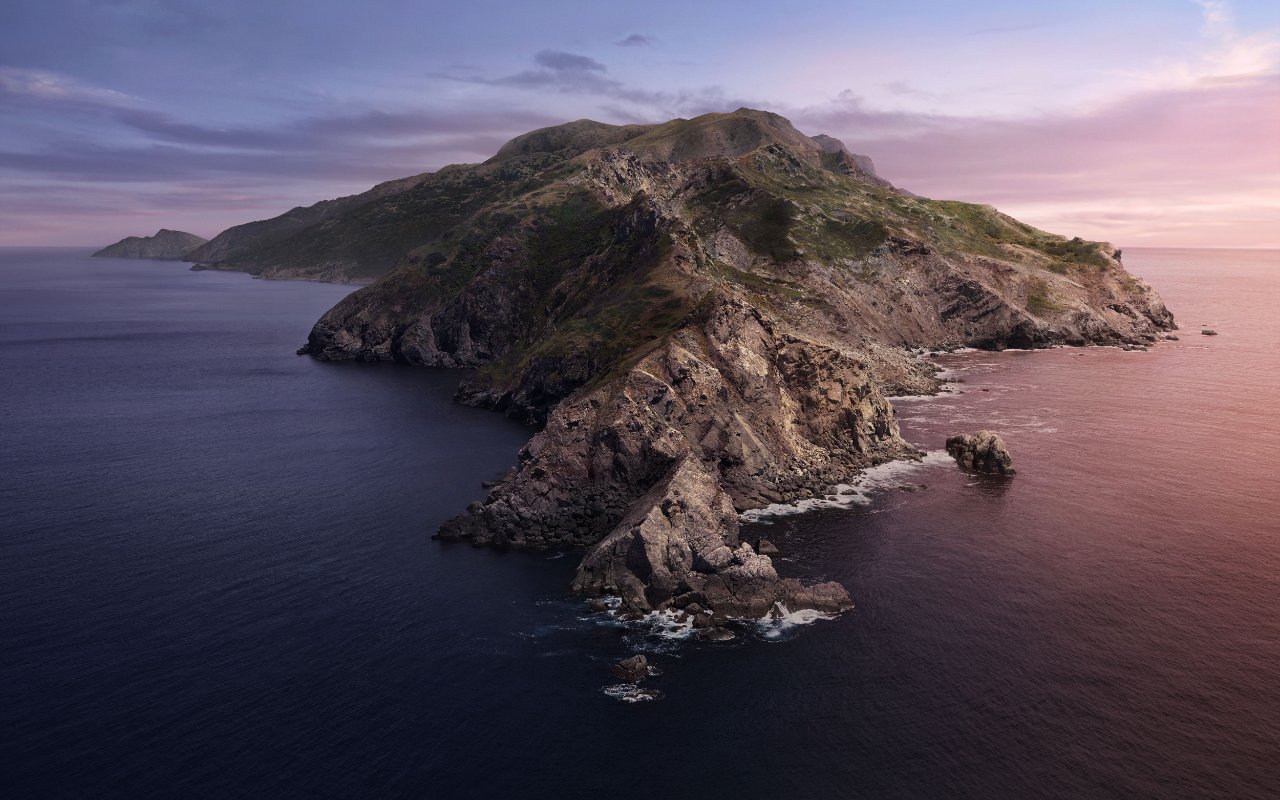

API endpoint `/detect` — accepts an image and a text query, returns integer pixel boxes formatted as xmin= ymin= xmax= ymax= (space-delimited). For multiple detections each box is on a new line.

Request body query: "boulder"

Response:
xmin=780 ymin=579 xmax=854 ymax=613
xmin=611 ymin=654 xmax=649 ymax=683
xmin=1201 ymin=329 xmax=1218 ymax=336
xmin=945 ymin=430 xmax=1016 ymax=475
xmin=756 ymin=538 xmax=780 ymax=556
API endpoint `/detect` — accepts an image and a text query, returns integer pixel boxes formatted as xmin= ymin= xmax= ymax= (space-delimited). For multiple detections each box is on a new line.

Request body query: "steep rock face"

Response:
xmin=571 ymin=454 xmax=852 ymax=618
xmin=281 ymin=108 xmax=1176 ymax=618
xmin=92 ymin=229 xmax=207 ymax=260
xmin=437 ymin=294 xmax=908 ymax=551
xmin=435 ymin=293 xmax=909 ymax=616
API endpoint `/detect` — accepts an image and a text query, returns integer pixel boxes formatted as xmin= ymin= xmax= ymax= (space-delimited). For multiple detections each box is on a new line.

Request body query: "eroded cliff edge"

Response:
xmin=292 ymin=109 xmax=1174 ymax=621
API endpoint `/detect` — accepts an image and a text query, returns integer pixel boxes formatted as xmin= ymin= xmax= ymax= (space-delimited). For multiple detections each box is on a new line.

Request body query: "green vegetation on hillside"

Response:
xmin=688 ymin=146 xmax=1113 ymax=278
xmin=466 ymin=192 xmax=694 ymax=396
xmin=1026 ymin=278 xmax=1065 ymax=316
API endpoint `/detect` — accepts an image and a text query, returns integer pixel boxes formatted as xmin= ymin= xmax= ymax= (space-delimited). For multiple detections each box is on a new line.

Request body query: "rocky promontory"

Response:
xmin=261 ymin=108 xmax=1174 ymax=623
xmin=92 ymin=229 xmax=207 ymax=260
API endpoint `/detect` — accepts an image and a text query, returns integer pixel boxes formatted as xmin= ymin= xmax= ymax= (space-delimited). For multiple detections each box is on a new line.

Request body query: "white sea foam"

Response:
xmin=738 ymin=450 xmax=953 ymax=522
xmin=603 ymin=684 xmax=662 ymax=703
xmin=753 ymin=601 xmax=839 ymax=640
xmin=636 ymin=608 xmax=696 ymax=640
xmin=590 ymin=596 xmax=697 ymax=645
xmin=891 ymin=392 xmax=958 ymax=402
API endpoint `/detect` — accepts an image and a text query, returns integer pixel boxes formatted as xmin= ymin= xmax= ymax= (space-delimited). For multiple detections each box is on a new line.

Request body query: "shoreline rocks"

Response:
xmin=945 ymin=430 xmax=1016 ymax=475
xmin=611 ymin=654 xmax=649 ymax=683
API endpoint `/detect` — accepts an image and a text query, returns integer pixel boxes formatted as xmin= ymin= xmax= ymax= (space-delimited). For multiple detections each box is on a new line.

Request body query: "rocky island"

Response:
xmin=199 ymin=108 xmax=1174 ymax=623
xmin=92 ymin=229 xmax=207 ymax=260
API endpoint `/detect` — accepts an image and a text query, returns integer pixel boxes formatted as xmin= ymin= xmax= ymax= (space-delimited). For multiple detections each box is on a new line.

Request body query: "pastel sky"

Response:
xmin=2 ymin=0 xmax=1278 ymax=248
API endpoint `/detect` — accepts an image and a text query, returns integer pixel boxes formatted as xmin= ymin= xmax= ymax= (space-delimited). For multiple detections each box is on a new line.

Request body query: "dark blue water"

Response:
xmin=3 ymin=248 xmax=1278 ymax=799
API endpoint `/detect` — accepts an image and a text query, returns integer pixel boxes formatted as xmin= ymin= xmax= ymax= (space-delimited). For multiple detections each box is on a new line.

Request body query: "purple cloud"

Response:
xmin=617 ymin=34 xmax=654 ymax=47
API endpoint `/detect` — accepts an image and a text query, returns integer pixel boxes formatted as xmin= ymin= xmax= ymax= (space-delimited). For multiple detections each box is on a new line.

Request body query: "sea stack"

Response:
xmin=946 ymin=431 xmax=1017 ymax=475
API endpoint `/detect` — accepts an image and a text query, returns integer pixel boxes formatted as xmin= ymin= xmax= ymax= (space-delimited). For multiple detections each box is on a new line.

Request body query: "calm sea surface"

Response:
xmin=2 ymin=247 xmax=1277 ymax=799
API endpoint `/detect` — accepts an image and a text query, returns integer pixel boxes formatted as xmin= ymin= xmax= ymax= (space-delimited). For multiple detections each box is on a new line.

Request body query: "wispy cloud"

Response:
xmin=617 ymin=34 xmax=655 ymax=47
xmin=0 ymin=67 xmax=136 ymax=107
xmin=795 ymin=73 xmax=1280 ymax=246
xmin=1115 ymin=0 xmax=1280 ymax=93
xmin=429 ymin=50 xmax=753 ymax=118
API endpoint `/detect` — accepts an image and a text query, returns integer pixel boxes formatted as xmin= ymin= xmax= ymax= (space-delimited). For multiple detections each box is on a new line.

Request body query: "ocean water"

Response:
xmin=2 ymin=247 xmax=1277 ymax=799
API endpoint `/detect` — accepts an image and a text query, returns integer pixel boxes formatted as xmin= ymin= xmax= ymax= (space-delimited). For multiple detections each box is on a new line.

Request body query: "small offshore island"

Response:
xmin=132 ymin=109 xmax=1176 ymax=629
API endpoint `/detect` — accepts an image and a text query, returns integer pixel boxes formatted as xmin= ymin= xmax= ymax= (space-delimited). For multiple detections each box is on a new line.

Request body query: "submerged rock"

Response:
xmin=946 ymin=430 xmax=1016 ymax=475
xmin=701 ymin=627 xmax=736 ymax=642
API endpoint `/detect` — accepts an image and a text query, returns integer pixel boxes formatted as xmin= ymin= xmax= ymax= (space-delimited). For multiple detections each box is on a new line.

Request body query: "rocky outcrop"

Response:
xmin=946 ymin=430 xmax=1016 ymax=475
xmin=92 ymin=229 xmax=207 ymax=260
xmin=435 ymin=292 xmax=900 ymax=616
xmin=570 ymin=455 xmax=852 ymax=618
xmin=274 ymin=108 xmax=1176 ymax=625
xmin=611 ymin=654 xmax=650 ymax=683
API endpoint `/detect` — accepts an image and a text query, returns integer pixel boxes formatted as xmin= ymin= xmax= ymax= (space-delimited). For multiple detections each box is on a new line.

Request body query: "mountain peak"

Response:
xmin=620 ymin=107 xmax=823 ymax=162
xmin=484 ymin=107 xmax=886 ymax=187
xmin=486 ymin=119 xmax=650 ymax=163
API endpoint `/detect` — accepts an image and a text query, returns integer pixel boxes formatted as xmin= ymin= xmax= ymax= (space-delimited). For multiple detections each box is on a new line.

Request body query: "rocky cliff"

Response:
xmin=92 ymin=229 xmax=207 ymax=260
xmin=284 ymin=108 xmax=1174 ymax=621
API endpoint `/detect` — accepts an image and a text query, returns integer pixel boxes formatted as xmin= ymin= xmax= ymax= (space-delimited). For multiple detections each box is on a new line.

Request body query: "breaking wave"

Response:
xmin=738 ymin=450 xmax=953 ymax=522
xmin=754 ymin=602 xmax=839 ymax=640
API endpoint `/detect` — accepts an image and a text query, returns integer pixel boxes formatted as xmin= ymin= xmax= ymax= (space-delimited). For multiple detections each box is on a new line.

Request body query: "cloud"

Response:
xmin=0 ymin=67 xmax=135 ymax=108
xmin=533 ymin=50 xmax=606 ymax=72
xmin=1115 ymin=0 xmax=1280 ymax=94
xmin=448 ymin=49 xmax=629 ymax=95
xmin=617 ymin=34 xmax=654 ymax=47
xmin=880 ymin=80 xmax=940 ymax=101
xmin=430 ymin=51 xmax=755 ymax=119
xmin=793 ymin=73 xmax=1280 ymax=246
